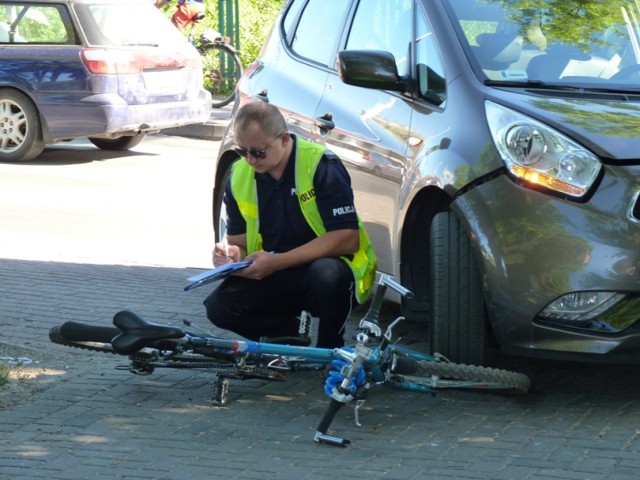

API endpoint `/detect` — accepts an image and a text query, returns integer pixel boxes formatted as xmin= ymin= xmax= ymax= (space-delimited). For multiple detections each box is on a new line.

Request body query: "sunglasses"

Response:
xmin=234 ymin=134 xmax=283 ymax=159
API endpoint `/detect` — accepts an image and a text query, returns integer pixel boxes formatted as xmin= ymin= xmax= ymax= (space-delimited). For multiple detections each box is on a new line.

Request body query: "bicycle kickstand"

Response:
xmin=353 ymin=385 xmax=370 ymax=427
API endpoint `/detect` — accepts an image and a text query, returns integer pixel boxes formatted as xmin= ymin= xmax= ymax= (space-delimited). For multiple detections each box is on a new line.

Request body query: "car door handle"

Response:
xmin=315 ymin=112 xmax=335 ymax=132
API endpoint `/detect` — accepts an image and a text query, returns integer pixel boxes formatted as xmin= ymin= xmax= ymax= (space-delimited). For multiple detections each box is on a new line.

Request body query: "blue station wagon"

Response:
xmin=0 ymin=0 xmax=211 ymax=162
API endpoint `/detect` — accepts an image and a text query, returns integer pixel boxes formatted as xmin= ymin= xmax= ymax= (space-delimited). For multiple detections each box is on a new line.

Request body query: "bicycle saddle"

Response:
xmin=111 ymin=310 xmax=185 ymax=355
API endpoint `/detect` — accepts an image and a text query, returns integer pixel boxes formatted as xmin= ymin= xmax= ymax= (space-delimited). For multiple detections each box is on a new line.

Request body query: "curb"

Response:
xmin=162 ymin=120 xmax=227 ymax=141
xmin=163 ymin=104 xmax=232 ymax=141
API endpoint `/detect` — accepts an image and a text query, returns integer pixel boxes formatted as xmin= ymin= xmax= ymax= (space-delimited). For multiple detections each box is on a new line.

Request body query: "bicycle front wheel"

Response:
xmin=200 ymin=44 xmax=242 ymax=108
xmin=392 ymin=357 xmax=531 ymax=393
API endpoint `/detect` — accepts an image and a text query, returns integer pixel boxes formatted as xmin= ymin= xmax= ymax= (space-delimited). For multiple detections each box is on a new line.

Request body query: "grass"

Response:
xmin=0 ymin=363 xmax=9 ymax=386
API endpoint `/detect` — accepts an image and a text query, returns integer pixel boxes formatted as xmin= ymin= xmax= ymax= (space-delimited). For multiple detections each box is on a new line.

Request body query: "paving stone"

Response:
xmin=2 ymin=258 xmax=640 ymax=479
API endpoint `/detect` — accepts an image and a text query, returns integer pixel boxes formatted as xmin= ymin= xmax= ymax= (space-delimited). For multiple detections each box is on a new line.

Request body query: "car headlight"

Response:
xmin=539 ymin=292 xmax=624 ymax=323
xmin=486 ymin=101 xmax=601 ymax=198
xmin=537 ymin=292 xmax=640 ymax=333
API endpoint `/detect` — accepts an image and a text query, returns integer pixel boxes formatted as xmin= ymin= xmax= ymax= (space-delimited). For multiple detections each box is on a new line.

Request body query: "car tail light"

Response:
xmin=80 ymin=48 xmax=201 ymax=75
xmin=237 ymin=62 xmax=258 ymax=90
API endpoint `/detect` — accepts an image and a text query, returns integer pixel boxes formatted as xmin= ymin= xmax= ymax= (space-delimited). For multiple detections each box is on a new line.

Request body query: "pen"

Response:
xmin=222 ymin=237 xmax=230 ymax=260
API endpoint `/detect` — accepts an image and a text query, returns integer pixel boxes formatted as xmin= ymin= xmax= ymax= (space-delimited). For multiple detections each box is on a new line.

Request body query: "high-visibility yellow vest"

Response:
xmin=230 ymin=138 xmax=377 ymax=303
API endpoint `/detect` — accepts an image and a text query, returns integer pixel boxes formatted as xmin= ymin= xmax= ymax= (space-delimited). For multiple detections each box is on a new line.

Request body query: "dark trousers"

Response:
xmin=203 ymin=257 xmax=355 ymax=348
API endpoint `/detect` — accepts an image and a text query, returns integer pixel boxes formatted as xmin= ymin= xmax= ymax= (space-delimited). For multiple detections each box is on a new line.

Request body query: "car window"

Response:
xmin=290 ymin=0 xmax=350 ymax=66
xmin=346 ymin=0 xmax=412 ymax=72
xmin=445 ymin=0 xmax=640 ymax=88
xmin=416 ymin=4 xmax=446 ymax=106
xmin=0 ymin=3 xmax=76 ymax=44
xmin=73 ymin=1 xmax=185 ymax=48
xmin=282 ymin=0 xmax=305 ymax=43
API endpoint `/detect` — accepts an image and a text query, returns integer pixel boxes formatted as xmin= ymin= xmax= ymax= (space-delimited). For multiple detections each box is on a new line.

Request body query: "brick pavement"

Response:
xmin=2 ymin=258 xmax=640 ymax=479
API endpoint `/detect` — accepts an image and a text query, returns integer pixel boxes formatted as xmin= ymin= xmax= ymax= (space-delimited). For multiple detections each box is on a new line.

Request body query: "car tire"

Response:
xmin=88 ymin=133 xmax=146 ymax=151
xmin=213 ymin=162 xmax=234 ymax=241
xmin=0 ymin=89 xmax=44 ymax=162
xmin=429 ymin=211 xmax=488 ymax=365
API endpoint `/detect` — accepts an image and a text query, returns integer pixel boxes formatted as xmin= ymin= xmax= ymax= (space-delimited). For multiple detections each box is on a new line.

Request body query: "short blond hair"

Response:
xmin=234 ymin=101 xmax=287 ymax=138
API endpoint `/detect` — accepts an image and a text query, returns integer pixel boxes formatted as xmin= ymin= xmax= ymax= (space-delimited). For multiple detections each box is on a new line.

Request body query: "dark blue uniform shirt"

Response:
xmin=224 ymin=135 xmax=359 ymax=253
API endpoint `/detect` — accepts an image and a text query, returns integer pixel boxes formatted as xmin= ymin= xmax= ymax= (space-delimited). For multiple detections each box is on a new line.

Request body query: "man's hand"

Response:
xmin=212 ymin=242 xmax=241 ymax=267
xmin=236 ymin=251 xmax=281 ymax=280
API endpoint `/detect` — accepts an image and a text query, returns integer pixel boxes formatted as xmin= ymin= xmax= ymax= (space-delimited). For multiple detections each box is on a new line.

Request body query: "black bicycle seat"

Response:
xmin=111 ymin=310 xmax=185 ymax=354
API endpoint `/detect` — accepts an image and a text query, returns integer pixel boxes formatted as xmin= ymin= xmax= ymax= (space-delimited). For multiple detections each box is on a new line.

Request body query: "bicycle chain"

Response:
xmin=137 ymin=357 xmax=285 ymax=380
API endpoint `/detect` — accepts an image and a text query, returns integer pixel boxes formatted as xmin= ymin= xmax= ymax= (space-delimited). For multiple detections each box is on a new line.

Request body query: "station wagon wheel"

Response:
xmin=429 ymin=211 xmax=488 ymax=365
xmin=88 ymin=134 xmax=146 ymax=151
xmin=0 ymin=89 xmax=44 ymax=163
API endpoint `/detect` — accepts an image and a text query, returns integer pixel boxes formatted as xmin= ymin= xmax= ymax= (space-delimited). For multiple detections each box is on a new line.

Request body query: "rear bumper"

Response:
xmin=42 ymin=90 xmax=212 ymax=141
xmin=100 ymin=91 xmax=213 ymax=134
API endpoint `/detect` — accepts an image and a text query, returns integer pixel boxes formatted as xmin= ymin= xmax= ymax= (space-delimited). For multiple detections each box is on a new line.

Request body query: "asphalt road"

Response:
xmin=2 ymin=133 xmax=640 ymax=479
xmin=0 ymin=134 xmax=217 ymax=268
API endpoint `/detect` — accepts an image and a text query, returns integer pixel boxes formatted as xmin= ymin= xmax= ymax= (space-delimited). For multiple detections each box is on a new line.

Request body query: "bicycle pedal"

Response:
xmin=211 ymin=377 xmax=229 ymax=405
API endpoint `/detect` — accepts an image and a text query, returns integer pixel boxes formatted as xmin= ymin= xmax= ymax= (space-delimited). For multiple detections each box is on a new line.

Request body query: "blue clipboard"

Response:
xmin=183 ymin=261 xmax=253 ymax=291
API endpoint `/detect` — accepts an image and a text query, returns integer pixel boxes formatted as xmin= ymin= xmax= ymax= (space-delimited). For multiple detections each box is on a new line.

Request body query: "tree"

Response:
xmin=160 ymin=0 xmax=286 ymax=68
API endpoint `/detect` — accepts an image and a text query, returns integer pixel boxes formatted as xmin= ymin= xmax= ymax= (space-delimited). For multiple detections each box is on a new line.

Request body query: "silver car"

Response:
xmin=214 ymin=0 xmax=640 ymax=365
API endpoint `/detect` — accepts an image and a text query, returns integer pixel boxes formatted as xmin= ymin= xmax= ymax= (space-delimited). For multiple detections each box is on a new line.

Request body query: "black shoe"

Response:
xmin=259 ymin=335 xmax=311 ymax=347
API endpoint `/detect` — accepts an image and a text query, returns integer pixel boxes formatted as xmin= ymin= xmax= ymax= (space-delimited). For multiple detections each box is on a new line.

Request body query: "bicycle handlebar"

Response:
xmin=379 ymin=274 xmax=414 ymax=298
xmin=360 ymin=274 xmax=413 ymax=328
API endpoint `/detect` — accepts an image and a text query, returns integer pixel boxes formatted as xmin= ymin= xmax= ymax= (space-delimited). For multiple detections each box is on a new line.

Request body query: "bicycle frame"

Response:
xmin=189 ymin=336 xmax=335 ymax=363
xmin=50 ymin=273 xmax=531 ymax=447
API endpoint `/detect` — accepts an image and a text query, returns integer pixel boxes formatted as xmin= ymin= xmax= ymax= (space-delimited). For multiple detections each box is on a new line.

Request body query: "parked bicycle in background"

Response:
xmin=156 ymin=0 xmax=242 ymax=108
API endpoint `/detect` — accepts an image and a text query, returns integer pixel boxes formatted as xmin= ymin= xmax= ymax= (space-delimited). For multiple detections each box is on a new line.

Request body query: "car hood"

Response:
xmin=488 ymin=88 xmax=640 ymax=161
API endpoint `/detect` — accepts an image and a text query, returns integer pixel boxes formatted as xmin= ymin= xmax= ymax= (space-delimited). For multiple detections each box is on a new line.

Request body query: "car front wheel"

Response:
xmin=0 ymin=89 xmax=44 ymax=162
xmin=429 ymin=211 xmax=489 ymax=365
xmin=88 ymin=133 xmax=146 ymax=151
xmin=213 ymin=162 xmax=234 ymax=242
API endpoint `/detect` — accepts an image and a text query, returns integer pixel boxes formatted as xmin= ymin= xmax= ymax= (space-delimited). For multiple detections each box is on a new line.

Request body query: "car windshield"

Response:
xmin=73 ymin=1 xmax=186 ymax=48
xmin=444 ymin=0 xmax=640 ymax=90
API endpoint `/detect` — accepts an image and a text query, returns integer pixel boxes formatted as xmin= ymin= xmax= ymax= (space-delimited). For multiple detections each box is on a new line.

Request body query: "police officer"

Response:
xmin=204 ymin=102 xmax=376 ymax=348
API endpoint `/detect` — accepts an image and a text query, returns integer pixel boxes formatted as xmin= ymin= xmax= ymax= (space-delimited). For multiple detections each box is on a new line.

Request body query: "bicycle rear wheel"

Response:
xmin=391 ymin=355 xmax=531 ymax=393
xmin=200 ymin=44 xmax=242 ymax=108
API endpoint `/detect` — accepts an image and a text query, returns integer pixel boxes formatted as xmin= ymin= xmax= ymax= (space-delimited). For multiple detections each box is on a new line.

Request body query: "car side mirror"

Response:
xmin=337 ymin=50 xmax=410 ymax=92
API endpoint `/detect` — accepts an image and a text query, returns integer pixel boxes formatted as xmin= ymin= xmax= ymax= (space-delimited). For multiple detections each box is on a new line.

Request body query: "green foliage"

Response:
xmin=161 ymin=0 xmax=286 ymax=68
xmin=501 ymin=0 xmax=632 ymax=51
xmin=0 ymin=5 xmax=69 ymax=43
xmin=236 ymin=0 xmax=286 ymax=67
xmin=0 ymin=364 xmax=8 ymax=387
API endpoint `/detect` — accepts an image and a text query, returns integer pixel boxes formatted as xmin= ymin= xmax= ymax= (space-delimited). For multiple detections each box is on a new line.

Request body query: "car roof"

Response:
xmin=2 ymin=0 xmax=149 ymax=4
